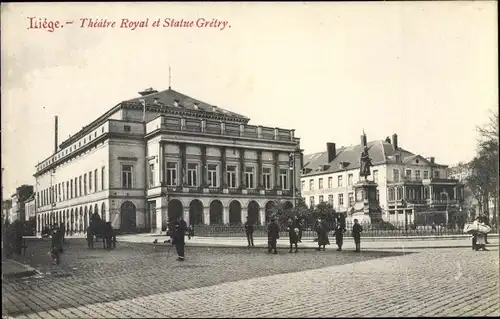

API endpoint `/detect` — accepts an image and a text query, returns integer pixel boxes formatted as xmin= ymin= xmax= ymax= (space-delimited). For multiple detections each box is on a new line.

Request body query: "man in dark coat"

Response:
xmin=332 ymin=223 xmax=346 ymax=251
xmin=172 ymin=217 xmax=188 ymax=261
xmin=287 ymin=218 xmax=299 ymax=253
xmin=244 ymin=217 xmax=255 ymax=247
xmin=103 ymin=222 xmax=115 ymax=249
xmin=294 ymin=216 xmax=303 ymax=243
xmin=267 ymin=218 xmax=280 ymax=254
xmin=50 ymin=227 xmax=63 ymax=265
xmin=59 ymin=222 xmax=66 ymax=243
xmin=352 ymin=219 xmax=363 ymax=252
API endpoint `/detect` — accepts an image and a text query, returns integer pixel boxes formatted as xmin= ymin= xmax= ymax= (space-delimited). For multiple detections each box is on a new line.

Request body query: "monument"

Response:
xmin=348 ymin=131 xmax=383 ymax=224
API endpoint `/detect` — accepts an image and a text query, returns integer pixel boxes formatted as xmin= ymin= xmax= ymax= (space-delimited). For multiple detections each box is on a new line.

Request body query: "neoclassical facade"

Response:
xmin=301 ymin=134 xmax=465 ymax=225
xmin=34 ymin=87 xmax=301 ymax=234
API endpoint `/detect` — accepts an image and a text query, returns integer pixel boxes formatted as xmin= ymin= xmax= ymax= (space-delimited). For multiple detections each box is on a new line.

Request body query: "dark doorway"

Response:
xmin=120 ymin=201 xmax=137 ymax=232
xmin=209 ymin=200 xmax=223 ymax=225
xmin=167 ymin=199 xmax=183 ymax=222
xmin=247 ymin=201 xmax=260 ymax=225
xmin=229 ymin=200 xmax=242 ymax=225
xmin=189 ymin=199 xmax=204 ymax=225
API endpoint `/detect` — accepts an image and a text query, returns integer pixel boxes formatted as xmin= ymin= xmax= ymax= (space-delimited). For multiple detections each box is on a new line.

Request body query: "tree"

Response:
xmin=468 ymin=109 xmax=499 ymax=225
xmin=311 ymin=202 xmax=337 ymax=227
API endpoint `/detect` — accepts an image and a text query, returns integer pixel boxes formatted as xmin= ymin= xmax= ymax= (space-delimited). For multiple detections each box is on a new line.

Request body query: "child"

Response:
xmin=352 ymin=219 xmax=363 ymax=252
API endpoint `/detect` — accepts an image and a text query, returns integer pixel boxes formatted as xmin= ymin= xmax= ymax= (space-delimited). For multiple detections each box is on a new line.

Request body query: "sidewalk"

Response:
xmin=117 ymin=233 xmax=499 ymax=250
xmin=1 ymin=259 xmax=40 ymax=279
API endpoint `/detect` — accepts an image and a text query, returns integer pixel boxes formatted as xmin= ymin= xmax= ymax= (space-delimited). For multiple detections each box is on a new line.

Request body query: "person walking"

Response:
xmin=59 ymin=222 xmax=66 ymax=244
xmin=352 ymin=219 xmax=363 ymax=252
xmin=316 ymin=217 xmax=330 ymax=251
xmin=172 ymin=216 xmax=188 ymax=261
xmin=332 ymin=223 xmax=346 ymax=251
xmin=294 ymin=216 xmax=303 ymax=243
xmin=50 ymin=227 xmax=63 ymax=265
xmin=244 ymin=217 xmax=254 ymax=247
xmin=267 ymin=218 xmax=280 ymax=254
xmin=287 ymin=218 xmax=299 ymax=253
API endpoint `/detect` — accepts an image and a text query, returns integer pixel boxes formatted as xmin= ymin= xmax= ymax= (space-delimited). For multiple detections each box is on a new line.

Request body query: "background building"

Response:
xmin=34 ymin=87 xmax=301 ymax=234
xmin=301 ymin=133 xmax=465 ymax=226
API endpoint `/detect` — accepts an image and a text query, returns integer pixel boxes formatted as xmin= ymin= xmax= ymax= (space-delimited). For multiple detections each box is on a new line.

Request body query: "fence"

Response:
xmin=192 ymin=221 xmax=499 ymax=238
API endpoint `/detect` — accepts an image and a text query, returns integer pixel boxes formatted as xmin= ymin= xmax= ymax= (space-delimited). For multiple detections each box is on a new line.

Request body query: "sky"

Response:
xmin=1 ymin=2 xmax=498 ymax=197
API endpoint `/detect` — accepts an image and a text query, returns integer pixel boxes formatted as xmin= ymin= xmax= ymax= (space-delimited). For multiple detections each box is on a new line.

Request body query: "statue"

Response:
xmin=359 ymin=146 xmax=373 ymax=179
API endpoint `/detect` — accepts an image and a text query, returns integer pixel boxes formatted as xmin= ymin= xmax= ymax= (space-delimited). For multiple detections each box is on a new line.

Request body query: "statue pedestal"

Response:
xmin=347 ymin=179 xmax=382 ymax=225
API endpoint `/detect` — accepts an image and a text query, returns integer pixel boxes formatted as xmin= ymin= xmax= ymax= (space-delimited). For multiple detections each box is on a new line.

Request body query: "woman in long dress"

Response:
xmin=316 ymin=218 xmax=330 ymax=251
xmin=287 ymin=218 xmax=299 ymax=253
xmin=473 ymin=217 xmax=488 ymax=251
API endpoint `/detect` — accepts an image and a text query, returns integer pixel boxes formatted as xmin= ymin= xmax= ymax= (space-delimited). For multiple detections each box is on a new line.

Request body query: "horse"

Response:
xmin=87 ymin=216 xmax=116 ymax=249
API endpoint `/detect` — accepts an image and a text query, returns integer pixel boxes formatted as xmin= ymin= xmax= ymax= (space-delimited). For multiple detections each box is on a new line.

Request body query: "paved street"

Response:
xmin=2 ymin=238 xmax=499 ymax=318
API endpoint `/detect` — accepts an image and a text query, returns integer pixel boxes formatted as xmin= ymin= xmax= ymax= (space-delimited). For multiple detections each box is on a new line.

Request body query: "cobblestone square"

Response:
xmin=2 ymin=238 xmax=499 ymax=318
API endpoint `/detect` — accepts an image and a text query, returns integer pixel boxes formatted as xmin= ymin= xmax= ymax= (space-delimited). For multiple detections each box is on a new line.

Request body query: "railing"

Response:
xmin=153 ymin=116 xmax=297 ymax=143
xmin=192 ymin=221 xmax=499 ymax=238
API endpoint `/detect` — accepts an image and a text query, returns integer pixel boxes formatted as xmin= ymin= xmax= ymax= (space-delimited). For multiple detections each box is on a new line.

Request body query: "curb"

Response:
xmin=120 ymin=240 xmax=499 ymax=251
xmin=1 ymin=259 xmax=41 ymax=279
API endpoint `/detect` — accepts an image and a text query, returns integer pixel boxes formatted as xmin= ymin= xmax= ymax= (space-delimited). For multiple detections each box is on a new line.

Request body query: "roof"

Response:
xmin=302 ymin=140 xmax=443 ymax=176
xmin=125 ymin=88 xmax=249 ymax=120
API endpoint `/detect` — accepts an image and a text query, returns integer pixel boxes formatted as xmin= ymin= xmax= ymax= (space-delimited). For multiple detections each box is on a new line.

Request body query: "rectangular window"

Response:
xmin=84 ymin=174 xmax=87 ymax=195
xmin=66 ymin=181 xmax=69 ymax=200
xmin=263 ymin=167 xmax=272 ymax=190
xmin=301 ymin=180 xmax=305 ymax=191
xmin=309 ymin=196 xmax=315 ymax=208
xmin=338 ymin=193 xmax=344 ymax=206
xmin=79 ymin=176 xmax=82 ymax=197
xmin=166 ymin=162 xmax=177 ymax=186
xmin=70 ymin=180 xmax=73 ymax=199
xmin=393 ymin=169 xmax=400 ymax=182
xmin=208 ymin=164 xmax=219 ymax=187
xmin=373 ymin=170 xmax=378 ymax=183
xmin=423 ymin=171 xmax=429 ymax=179
xmin=319 ymin=195 xmax=324 ymax=203
xmin=406 ymin=170 xmax=411 ymax=179
xmin=318 ymin=178 xmax=324 ymax=189
xmin=101 ymin=167 xmax=105 ymax=190
xmin=328 ymin=177 xmax=333 ymax=189
xmin=227 ymin=165 xmax=237 ymax=188
xmin=348 ymin=192 xmax=354 ymax=207
xmin=415 ymin=170 xmax=420 ymax=180
xmin=348 ymin=174 xmax=353 ymax=186
xmin=89 ymin=172 xmax=93 ymax=192
xmin=245 ymin=166 xmax=255 ymax=189
xmin=58 ymin=184 xmax=61 ymax=202
xmin=122 ymin=165 xmax=133 ymax=189
xmin=94 ymin=169 xmax=98 ymax=191
xmin=338 ymin=175 xmax=343 ymax=187
xmin=328 ymin=194 xmax=334 ymax=206
xmin=434 ymin=171 xmax=440 ymax=178
xmin=279 ymin=169 xmax=288 ymax=190
xmin=187 ymin=163 xmax=198 ymax=187
xmin=309 ymin=179 xmax=314 ymax=191
xmin=149 ymin=164 xmax=155 ymax=187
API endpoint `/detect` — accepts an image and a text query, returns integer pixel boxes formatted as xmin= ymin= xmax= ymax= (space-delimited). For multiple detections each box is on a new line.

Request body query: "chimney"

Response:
xmin=392 ymin=133 xmax=398 ymax=150
xmin=212 ymin=105 xmax=218 ymax=112
xmin=327 ymin=142 xmax=336 ymax=163
xmin=385 ymin=136 xmax=391 ymax=144
xmin=54 ymin=116 xmax=58 ymax=154
xmin=430 ymin=157 xmax=435 ymax=163
xmin=300 ymin=152 xmax=304 ymax=169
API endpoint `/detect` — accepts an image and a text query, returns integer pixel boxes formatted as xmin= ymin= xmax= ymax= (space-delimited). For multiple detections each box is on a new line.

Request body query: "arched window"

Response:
xmin=388 ymin=187 xmax=395 ymax=201
xmin=396 ymin=187 xmax=403 ymax=201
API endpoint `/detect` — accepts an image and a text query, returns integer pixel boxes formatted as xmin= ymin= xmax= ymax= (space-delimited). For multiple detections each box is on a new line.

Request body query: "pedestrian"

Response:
xmin=59 ymin=222 xmax=66 ymax=244
xmin=332 ymin=223 xmax=345 ymax=251
xmin=352 ymin=219 xmax=363 ymax=252
xmin=287 ymin=218 xmax=299 ymax=253
xmin=244 ymin=217 xmax=254 ymax=247
xmin=294 ymin=216 xmax=303 ymax=243
xmin=86 ymin=225 xmax=94 ymax=249
xmin=316 ymin=217 xmax=330 ymax=251
xmin=50 ymin=227 xmax=63 ymax=265
xmin=267 ymin=218 xmax=280 ymax=254
xmin=172 ymin=216 xmax=188 ymax=261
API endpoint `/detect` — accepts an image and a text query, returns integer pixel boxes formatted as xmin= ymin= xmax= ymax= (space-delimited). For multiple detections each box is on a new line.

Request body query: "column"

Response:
xmin=159 ymin=142 xmax=165 ymax=186
xmin=259 ymin=207 xmax=266 ymax=226
xmin=201 ymin=145 xmax=207 ymax=187
xmin=429 ymin=185 xmax=434 ymax=201
xmin=240 ymin=148 xmax=246 ymax=188
xmin=257 ymin=150 xmax=263 ymax=188
xmin=453 ymin=187 xmax=457 ymax=200
xmin=180 ymin=143 xmax=187 ymax=186
xmin=222 ymin=206 xmax=229 ymax=224
xmin=273 ymin=151 xmax=279 ymax=189
xmin=221 ymin=146 xmax=227 ymax=188
xmin=402 ymin=185 xmax=406 ymax=201
xmin=183 ymin=208 xmax=190 ymax=226
xmin=241 ymin=206 xmax=247 ymax=224
xmin=203 ymin=206 xmax=210 ymax=225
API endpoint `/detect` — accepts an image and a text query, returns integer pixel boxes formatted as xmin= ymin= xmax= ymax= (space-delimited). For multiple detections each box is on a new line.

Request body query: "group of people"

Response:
xmin=244 ymin=215 xmax=364 ymax=254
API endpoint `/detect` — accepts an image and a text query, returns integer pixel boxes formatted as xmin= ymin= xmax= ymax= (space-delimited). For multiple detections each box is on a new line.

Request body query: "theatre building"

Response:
xmin=34 ymin=87 xmax=301 ymax=234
